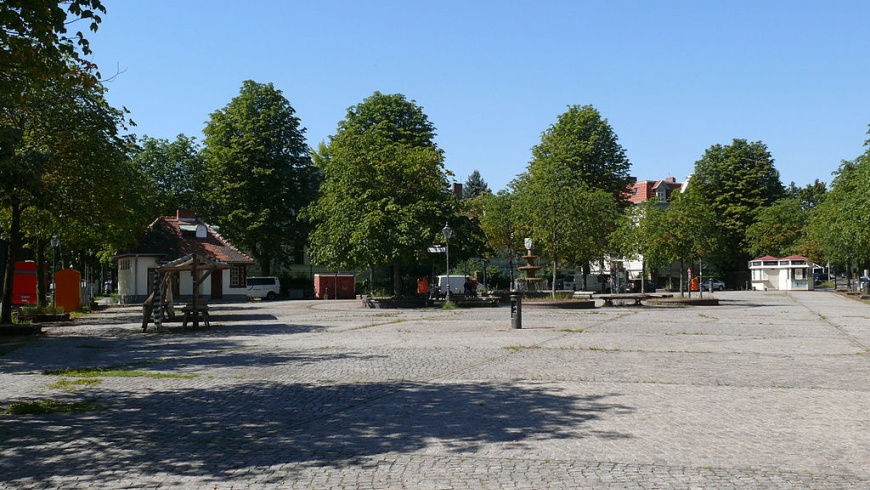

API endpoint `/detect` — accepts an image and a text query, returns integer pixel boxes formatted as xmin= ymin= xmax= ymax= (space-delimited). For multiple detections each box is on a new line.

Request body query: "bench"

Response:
xmin=572 ymin=291 xmax=595 ymax=300
xmin=596 ymin=293 xmax=650 ymax=306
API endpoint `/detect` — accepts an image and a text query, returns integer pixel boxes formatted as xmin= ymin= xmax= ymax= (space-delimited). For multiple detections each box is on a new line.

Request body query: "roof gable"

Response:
xmin=118 ymin=211 xmax=254 ymax=265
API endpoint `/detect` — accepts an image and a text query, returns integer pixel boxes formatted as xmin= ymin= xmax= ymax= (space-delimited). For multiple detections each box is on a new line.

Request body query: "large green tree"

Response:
xmin=201 ymin=80 xmax=319 ymax=275
xmin=0 ymin=61 xmax=139 ymax=323
xmin=529 ymin=104 xmax=633 ymax=204
xmin=304 ymin=92 xmax=456 ymax=295
xmin=645 ymin=192 xmax=719 ymax=293
xmin=511 ymin=105 xmax=629 ymax=291
xmin=1 ymin=0 xmax=119 ymax=323
xmin=684 ymin=139 xmax=785 ymax=274
xmin=807 ymin=136 xmax=870 ymax=276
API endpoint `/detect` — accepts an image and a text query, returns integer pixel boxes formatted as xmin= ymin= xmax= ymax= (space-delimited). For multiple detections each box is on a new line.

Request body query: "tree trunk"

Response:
xmin=392 ymin=260 xmax=401 ymax=297
xmin=1 ymin=202 xmax=23 ymax=324
xmin=36 ymin=238 xmax=47 ymax=307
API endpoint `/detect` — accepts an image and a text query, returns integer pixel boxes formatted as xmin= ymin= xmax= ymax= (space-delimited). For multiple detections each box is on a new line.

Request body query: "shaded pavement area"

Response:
xmin=1 ymin=291 xmax=868 ymax=488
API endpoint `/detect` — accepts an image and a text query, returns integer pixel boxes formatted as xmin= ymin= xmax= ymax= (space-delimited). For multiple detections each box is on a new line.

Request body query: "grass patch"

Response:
xmin=441 ymin=301 xmax=458 ymax=310
xmin=43 ymin=366 xmax=196 ymax=379
xmin=504 ymin=345 xmax=542 ymax=352
xmin=49 ymin=378 xmax=102 ymax=390
xmin=4 ymin=399 xmax=102 ymax=415
xmin=559 ymin=328 xmax=585 ymax=333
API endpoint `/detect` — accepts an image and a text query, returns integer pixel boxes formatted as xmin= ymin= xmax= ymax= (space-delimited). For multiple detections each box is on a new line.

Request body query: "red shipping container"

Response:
xmin=12 ymin=261 xmax=39 ymax=305
xmin=314 ymin=274 xmax=355 ymax=299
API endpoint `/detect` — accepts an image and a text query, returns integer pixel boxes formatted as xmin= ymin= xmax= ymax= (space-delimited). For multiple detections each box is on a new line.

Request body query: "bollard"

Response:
xmin=510 ymin=293 xmax=522 ymax=329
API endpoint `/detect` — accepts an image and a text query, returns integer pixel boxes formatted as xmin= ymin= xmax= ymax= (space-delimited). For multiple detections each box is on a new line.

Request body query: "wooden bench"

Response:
xmin=596 ymin=293 xmax=650 ymax=306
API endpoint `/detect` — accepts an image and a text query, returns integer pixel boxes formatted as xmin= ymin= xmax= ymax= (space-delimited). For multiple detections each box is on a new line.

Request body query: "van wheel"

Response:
xmin=266 ymin=292 xmax=276 ymax=300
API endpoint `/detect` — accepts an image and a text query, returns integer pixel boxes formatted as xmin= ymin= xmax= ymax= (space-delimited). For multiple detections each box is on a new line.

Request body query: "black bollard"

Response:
xmin=510 ymin=293 xmax=522 ymax=329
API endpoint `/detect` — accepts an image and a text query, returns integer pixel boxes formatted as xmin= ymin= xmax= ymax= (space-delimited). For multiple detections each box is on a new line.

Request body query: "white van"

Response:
xmin=433 ymin=275 xmax=476 ymax=297
xmin=246 ymin=276 xmax=281 ymax=300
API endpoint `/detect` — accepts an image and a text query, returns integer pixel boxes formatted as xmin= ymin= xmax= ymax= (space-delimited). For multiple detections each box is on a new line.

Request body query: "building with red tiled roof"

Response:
xmin=115 ymin=210 xmax=255 ymax=304
xmin=628 ymin=177 xmax=686 ymax=205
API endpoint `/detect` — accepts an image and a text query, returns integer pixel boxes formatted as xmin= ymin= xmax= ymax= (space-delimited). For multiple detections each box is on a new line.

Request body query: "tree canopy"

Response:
xmin=510 ymin=105 xmax=629 ymax=290
xmin=132 ymin=134 xmax=205 ymax=217
xmin=201 ymin=80 xmax=319 ymax=275
xmin=529 ymin=104 xmax=633 ymax=204
xmin=807 ymin=134 xmax=870 ymax=271
xmin=463 ymin=170 xmax=490 ymax=199
xmin=684 ymin=139 xmax=785 ymax=273
xmin=304 ymin=92 xmax=456 ymax=295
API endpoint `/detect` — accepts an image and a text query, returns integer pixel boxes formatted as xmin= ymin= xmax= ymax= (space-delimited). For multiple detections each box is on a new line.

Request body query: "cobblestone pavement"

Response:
xmin=1 ymin=291 xmax=867 ymax=488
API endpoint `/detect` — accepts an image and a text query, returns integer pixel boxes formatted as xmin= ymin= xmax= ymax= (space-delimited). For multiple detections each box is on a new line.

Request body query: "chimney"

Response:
xmin=177 ymin=209 xmax=197 ymax=222
xmin=452 ymin=183 xmax=463 ymax=199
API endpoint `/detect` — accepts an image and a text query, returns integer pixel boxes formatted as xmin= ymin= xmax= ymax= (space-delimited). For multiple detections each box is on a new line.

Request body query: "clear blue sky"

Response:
xmin=89 ymin=0 xmax=870 ymax=192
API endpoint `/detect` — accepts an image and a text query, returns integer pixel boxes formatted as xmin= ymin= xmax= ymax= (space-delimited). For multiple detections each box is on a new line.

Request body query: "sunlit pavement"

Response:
xmin=1 ymin=291 xmax=868 ymax=488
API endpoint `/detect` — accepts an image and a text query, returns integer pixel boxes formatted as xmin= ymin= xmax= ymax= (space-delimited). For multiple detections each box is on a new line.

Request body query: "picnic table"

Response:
xmin=181 ymin=303 xmax=210 ymax=328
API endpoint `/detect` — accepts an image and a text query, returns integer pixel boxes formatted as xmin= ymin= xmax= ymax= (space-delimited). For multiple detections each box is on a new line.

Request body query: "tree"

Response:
xmin=201 ymin=80 xmax=319 ymax=275
xmin=647 ymin=192 xmax=719 ymax=293
xmin=477 ymin=190 xmax=521 ymax=287
xmin=304 ymin=92 xmax=455 ymax=295
xmin=511 ymin=105 xmax=629 ymax=292
xmin=132 ymin=134 xmax=206 ymax=216
xmin=786 ymin=179 xmax=827 ymax=209
xmin=0 ymin=1 xmax=105 ymax=89
xmin=529 ymin=104 xmax=633 ymax=204
xmin=462 ymin=170 xmax=490 ymax=199
xmin=513 ymin=168 xmax=620 ymax=293
xmin=1 ymin=59 xmax=140 ymax=323
xmin=807 ymin=135 xmax=870 ymax=276
xmin=745 ymin=197 xmax=808 ymax=259
xmin=684 ymin=139 xmax=785 ymax=274
xmin=1 ymin=1 xmax=117 ymax=324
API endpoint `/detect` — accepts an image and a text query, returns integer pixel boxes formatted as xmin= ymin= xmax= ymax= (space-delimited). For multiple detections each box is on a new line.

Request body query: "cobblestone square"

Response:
xmin=1 ymin=291 xmax=868 ymax=488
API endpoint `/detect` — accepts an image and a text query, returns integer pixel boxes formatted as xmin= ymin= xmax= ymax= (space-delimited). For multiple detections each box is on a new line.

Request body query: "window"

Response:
xmin=793 ymin=268 xmax=806 ymax=280
xmin=230 ymin=265 xmax=246 ymax=288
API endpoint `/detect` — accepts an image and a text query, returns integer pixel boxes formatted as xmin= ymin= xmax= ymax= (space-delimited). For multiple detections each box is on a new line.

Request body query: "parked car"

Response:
xmin=625 ymin=279 xmax=657 ymax=293
xmin=246 ymin=276 xmax=281 ymax=300
xmin=813 ymin=272 xmax=830 ymax=285
xmin=700 ymin=278 xmax=726 ymax=291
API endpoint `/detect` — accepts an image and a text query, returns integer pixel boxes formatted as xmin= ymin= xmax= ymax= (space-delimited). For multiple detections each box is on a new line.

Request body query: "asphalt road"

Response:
xmin=1 ymin=290 xmax=868 ymax=489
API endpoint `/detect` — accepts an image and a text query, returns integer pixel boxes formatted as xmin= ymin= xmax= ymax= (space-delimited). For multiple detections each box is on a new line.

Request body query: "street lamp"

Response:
xmin=50 ymin=234 xmax=60 ymax=307
xmin=442 ymin=223 xmax=453 ymax=302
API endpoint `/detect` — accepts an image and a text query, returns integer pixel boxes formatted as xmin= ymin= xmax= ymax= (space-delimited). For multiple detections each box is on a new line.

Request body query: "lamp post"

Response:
xmin=442 ymin=223 xmax=453 ymax=302
xmin=50 ymin=234 xmax=60 ymax=307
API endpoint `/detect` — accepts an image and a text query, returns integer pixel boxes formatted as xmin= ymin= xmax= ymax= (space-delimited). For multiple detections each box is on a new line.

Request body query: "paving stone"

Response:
xmin=0 ymin=291 xmax=867 ymax=488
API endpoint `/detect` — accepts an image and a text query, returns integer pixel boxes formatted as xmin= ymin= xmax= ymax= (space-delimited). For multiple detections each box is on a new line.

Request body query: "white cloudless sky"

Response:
xmin=89 ymin=0 xmax=870 ymax=192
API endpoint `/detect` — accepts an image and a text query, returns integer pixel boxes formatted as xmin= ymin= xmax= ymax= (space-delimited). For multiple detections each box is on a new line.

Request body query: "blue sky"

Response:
xmin=89 ymin=1 xmax=870 ymax=192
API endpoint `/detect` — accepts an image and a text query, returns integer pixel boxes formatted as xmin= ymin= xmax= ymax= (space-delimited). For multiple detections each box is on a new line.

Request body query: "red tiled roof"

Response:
xmin=118 ymin=212 xmax=254 ymax=265
xmin=628 ymin=177 xmax=684 ymax=204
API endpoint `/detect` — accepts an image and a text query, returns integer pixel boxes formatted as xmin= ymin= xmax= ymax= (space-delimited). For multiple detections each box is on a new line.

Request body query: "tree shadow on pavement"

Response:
xmin=0 ymin=379 xmax=634 ymax=486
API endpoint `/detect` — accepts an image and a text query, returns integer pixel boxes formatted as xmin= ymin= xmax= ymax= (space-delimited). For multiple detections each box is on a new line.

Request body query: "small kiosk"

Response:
xmin=749 ymin=255 xmax=814 ymax=291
